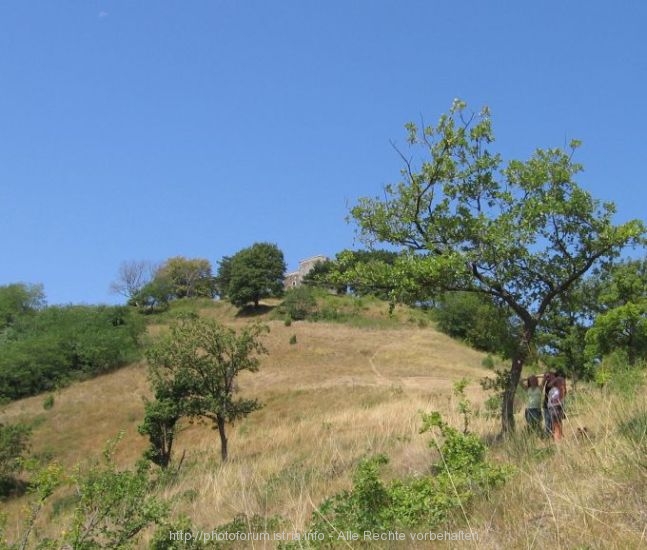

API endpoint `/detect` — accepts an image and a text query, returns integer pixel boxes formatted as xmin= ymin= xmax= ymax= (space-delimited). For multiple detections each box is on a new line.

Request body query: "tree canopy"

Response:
xmin=154 ymin=256 xmax=216 ymax=299
xmin=0 ymin=283 xmax=45 ymax=330
xmin=222 ymin=243 xmax=286 ymax=308
xmin=349 ymin=100 xmax=645 ymax=432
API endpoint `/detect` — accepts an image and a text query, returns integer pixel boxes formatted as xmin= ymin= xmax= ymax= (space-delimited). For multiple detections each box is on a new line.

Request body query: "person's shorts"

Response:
xmin=525 ymin=408 xmax=542 ymax=425
xmin=548 ymin=405 xmax=565 ymax=421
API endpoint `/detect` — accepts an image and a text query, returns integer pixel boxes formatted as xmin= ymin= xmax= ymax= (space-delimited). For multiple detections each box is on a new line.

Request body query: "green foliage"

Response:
xmin=129 ymin=257 xmax=216 ymax=313
xmin=289 ymin=334 xmax=297 ymax=345
xmin=593 ymin=353 xmax=646 ymax=396
xmin=304 ymin=249 xmax=401 ymax=299
xmin=310 ymin=454 xmax=392 ymax=535
xmin=150 ymin=513 xmax=286 ymax=549
xmin=305 ymin=413 xmax=509 ymax=543
xmin=597 ymin=258 xmax=647 ymax=307
xmin=586 ymin=302 xmax=647 ymax=365
xmin=224 ymin=243 xmax=286 ymax=308
xmin=156 ymin=257 xmax=216 ymax=300
xmin=138 ymin=396 xmax=182 ymax=469
xmin=301 ymin=258 xmax=345 ymax=294
xmin=452 ymin=378 xmax=472 ymax=434
xmin=278 ymin=286 xmax=319 ymax=321
xmin=110 ymin=260 xmax=154 ymax=303
xmin=0 ymin=283 xmax=45 ymax=331
xmin=479 ymin=368 xmax=514 ymax=419
xmin=348 ymin=99 xmax=645 ymax=431
xmin=481 ymin=355 xmax=495 ymax=369
xmin=0 ymin=305 xmax=145 ymax=401
xmin=3 ymin=437 xmax=168 ymax=549
xmin=433 ymin=292 xmax=516 ymax=356
xmin=64 ymin=445 xmax=167 ymax=548
xmin=132 ymin=277 xmax=173 ymax=314
xmin=42 ymin=394 xmax=54 ymax=411
xmin=150 ymin=516 xmax=205 ymax=549
xmin=214 ymin=256 xmax=233 ymax=299
xmin=146 ymin=317 xmax=268 ymax=461
xmin=0 ymin=422 xmax=31 ymax=496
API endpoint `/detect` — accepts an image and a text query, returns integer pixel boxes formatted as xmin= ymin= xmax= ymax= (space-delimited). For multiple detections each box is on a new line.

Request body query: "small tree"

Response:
xmin=280 ymin=286 xmax=319 ymax=320
xmin=226 ymin=243 xmax=286 ymax=308
xmin=155 ymin=256 xmax=216 ymax=299
xmin=109 ymin=260 xmax=155 ymax=303
xmin=138 ymin=395 xmax=182 ymax=469
xmin=349 ymin=100 xmax=645 ymax=433
xmin=131 ymin=276 xmax=174 ymax=314
xmin=0 ymin=283 xmax=45 ymax=330
xmin=146 ymin=317 xmax=268 ymax=461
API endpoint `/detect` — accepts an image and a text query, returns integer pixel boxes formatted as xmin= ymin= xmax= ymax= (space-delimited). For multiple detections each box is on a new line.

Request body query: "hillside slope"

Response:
xmin=4 ymin=300 xmax=644 ymax=549
xmin=1 ymin=301 xmax=494 ymax=537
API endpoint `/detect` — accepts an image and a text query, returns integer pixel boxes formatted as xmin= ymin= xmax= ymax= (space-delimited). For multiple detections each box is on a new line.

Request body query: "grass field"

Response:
xmin=1 ymin=298 xmax=646 ymax=548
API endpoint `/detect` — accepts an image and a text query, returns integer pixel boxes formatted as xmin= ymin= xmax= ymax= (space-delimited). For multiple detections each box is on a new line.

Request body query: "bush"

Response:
xmin=304 ymin=413 xmax=509 ymax=543
xmin=42 ymin=394 xmax=55 ymax=410
xmin=0 ymin=305 xmax=145 ymax=400
xmin=0 ymin=422 xmax=31 ymax=497
xmin=433 ymin=292 xmax=516 ymax=356
xmin=279 ymin=287 xmax=318 ymax=321
xmin=3 ymin=435 xmax=168 ymax=548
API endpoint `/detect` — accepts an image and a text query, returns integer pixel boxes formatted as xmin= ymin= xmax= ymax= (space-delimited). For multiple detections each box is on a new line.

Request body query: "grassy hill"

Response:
xmin=1 ymin=297 xmax=646 ymax=548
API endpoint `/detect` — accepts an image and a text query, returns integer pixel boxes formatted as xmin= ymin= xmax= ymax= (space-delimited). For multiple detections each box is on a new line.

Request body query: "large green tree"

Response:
xmin=349 ymin=100 xmax=644 ymax=432
xmin=225 ymin=243 xmax=286 ymax=308
xmin=146 ymin=317 xmax=268 ymax=461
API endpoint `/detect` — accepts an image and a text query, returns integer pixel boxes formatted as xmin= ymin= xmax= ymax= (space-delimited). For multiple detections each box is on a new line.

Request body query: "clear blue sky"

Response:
xmin=1 ymin=1 xmax=645 ymax=305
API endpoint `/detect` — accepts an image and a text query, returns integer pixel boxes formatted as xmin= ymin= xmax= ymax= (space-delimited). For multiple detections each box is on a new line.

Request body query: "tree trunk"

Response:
xmin=501 ymin=325 xmax=534 ymax=434
xmin=217 ymin=415 xmax=228 ymax=461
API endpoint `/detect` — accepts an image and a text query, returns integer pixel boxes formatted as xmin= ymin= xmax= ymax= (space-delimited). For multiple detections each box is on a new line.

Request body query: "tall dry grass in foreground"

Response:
xmin=460 ymin=385 xmax=647 ymax=550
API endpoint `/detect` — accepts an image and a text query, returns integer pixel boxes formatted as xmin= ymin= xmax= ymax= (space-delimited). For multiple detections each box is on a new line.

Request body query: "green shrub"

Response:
xmin=0 ymin=305 xmax=145 ymax=400
xmin=481 ymin=355 xmax=495 ymax=369
xmin=289 ymin=334 xmax=297 ymax=345
xmin=304 ymin=413 xmax=510 ymax=543
xmin=279 ymin=287 xmax=318 ymax=321
xmin=433 ymin=292 xmax=516 ymax=356
xmin=0 ymin=422 xmax=31 ymax=497
xmin=42 ymin=394 xmax=54 ymax=410
xmin=4 ymin=435 xmax=168 ymax=548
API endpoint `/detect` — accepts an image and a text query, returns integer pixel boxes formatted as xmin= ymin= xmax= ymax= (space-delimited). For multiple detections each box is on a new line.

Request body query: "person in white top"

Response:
xmin=547 ymin=376 xmax=567 ymax=441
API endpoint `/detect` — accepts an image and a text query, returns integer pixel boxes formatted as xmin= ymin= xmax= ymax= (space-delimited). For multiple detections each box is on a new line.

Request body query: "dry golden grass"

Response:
xmin=458 ymin=388 xmax=647 ymax=550
xmin=2 ymin=300 xmax=646 ymax=549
